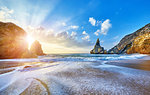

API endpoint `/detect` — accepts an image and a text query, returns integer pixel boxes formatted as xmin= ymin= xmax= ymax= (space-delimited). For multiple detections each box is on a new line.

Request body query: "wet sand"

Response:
xmin=0 ymin=55 xmax=150 ymax=95
xmin=106 ymin=57 xmax=150 ymax=71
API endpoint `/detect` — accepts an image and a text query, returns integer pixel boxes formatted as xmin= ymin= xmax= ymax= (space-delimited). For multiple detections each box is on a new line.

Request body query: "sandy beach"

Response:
xmin=107 ymin=56 xmax=150 ymax=71
xmin=0 ymin=54 xmax=149 ymax=95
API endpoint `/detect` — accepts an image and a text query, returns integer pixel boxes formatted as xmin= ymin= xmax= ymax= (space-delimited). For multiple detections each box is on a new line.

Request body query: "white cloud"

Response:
xmin=26 ymin=27 xmax=93 ymax=48
xmin=96 ymin=20 xmax=102 ymax=26
xmin=57 ymin=31 xmax=69 ymax=39
xmin=94 ymin=19 xmax=112 ymax=36
xmin=89 ymin=17 xmax=96 ymax=26
xmin=62 ymin=22 xmax=66 ymax=26
xmin=100 ymin=19 xmax=111 ymax=35
xmin=0 ymin=7 xmax=19 ymax=24
xmin=70 ymin=25 xmax=79 ymax=29
xmin=82 ymin=35 xmax=90 ymax=41
xmin=94 ymin=29 xmax=100 ymax=36
xmin=82 ymin=31 xmax=90 ymax=41
xmin=0 ymin=7 xmax=14 ymax=18
xmin=82 ymin=31 xmax=87 ymax=35
xmin=71 ymin=31 xmax=77 ymax=37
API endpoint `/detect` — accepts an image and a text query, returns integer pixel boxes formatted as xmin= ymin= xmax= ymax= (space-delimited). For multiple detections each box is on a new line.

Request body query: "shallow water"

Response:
xmin=0 ymin=54 xmax=150 ymax=95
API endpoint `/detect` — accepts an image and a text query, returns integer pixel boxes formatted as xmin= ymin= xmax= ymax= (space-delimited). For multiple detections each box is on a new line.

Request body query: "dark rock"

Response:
xmin=90 ymin=38 xmax=106 ymax=54
xmin=24 ymin=66 xmax=32 ymax=69
xmin=0 ymin=22 xmax=37 ymax=59
xmin=30 ymin=40 xmax=45 ymax=56
xmin=108 ymin=23 xmax=150 ymax=54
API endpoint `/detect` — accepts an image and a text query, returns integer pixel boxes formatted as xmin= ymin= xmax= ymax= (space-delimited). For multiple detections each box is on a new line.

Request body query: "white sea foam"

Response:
xmin=0 ymin=54 xmax=147 ymax=63
xmin=0 ymin=58 xmax=39 ymax=62
xmin=0 ymin=54 xmax=149 ymax=95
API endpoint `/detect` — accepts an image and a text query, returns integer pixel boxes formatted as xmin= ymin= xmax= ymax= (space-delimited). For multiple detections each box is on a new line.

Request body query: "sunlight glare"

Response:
xmin=26 ymin=35 xmax=35 ymax=49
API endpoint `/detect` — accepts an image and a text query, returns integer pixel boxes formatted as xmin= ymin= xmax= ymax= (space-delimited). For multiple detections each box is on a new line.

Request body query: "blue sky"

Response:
xmin=0 ymin=0 xmax=150 ymax=53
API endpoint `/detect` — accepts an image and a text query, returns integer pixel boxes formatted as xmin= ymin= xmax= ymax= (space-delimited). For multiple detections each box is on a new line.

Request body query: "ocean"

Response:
xmin=0 ymin=53 xmax=150 ymax=95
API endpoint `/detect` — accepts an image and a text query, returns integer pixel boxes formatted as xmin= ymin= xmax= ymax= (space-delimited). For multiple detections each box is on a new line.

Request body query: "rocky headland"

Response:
xmin=0 ymin=22 xmax=45 ymax=59
xmin=91 ymin=23 xmax=150 ymax=54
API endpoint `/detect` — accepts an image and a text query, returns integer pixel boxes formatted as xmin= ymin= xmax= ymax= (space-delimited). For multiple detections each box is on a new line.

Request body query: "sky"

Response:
xmin=0 ymin=0 xmax=150 ymax=53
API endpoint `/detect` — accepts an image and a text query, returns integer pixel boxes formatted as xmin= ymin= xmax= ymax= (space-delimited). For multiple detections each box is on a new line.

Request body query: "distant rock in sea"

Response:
xmin=30 ymin=40 xmax=45 ymax=56
xmin=108 ymin=23 xmax=150 ymax=54
xmin=90 ymin=38 xmax=106 ymax=54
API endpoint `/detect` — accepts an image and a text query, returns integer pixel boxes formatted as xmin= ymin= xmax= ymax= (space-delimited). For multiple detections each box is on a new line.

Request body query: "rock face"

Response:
xmin=0 ymin=22 xmax=37 ymax=59
xmin=30 ymin=40 xmax=45 ymax=56
xmin=90 ymin=38 xmax=106 ymax=54
xmin=127 ymin=33 xmax=150 ymax=54
xmin=108 ymin=23 xmax=150 ymax=54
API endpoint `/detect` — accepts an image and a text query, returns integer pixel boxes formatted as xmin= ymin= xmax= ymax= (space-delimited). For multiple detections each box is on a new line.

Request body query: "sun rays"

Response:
xmin=26 ymin=35 xmax=35 ymax=49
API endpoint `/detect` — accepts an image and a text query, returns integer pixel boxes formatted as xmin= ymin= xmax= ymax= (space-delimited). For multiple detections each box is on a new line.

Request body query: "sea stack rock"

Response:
xmin=30 ymin=40 xmax=45 ymax=56
xmin=108 ymin=23 xmax=150 ymax=54
xmin=90 ymin=38 xmax=106 ymax=54
xmin=0 ymin=22 xmax=36 ymax=59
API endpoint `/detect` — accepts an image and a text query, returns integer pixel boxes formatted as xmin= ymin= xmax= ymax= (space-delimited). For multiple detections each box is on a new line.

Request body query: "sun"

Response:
xmin=26 ymin=35 xmax=35 ymax=49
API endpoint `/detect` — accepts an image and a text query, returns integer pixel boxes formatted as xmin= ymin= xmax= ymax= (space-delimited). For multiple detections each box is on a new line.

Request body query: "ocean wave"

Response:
xmin=40 ymin=54 xmax=148 ymax=62
xmin=0 ymin=54 xmax=147 ymax=63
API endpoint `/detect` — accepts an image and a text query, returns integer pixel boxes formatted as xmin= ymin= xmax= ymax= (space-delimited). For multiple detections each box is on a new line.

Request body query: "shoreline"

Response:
xmin=106 ymin=56 xmax=150 ymax=71
xmin=0 ymin=54 xmax=150 ymax=94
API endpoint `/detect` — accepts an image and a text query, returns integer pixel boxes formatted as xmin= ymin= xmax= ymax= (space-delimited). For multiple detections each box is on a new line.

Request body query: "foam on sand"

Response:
xmin=0 ymin=54 xmax=150 ymax=95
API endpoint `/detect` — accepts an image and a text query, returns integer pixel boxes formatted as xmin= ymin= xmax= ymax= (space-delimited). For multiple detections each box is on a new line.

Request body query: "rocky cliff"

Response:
xmin=30 ymin=40 xmax=45 ymax=56
xmin=90 ymin=38 xmax=106 ymax=54
xmin=0 ymin=22 xmax=37 ymax=59
xmin=127 ymin=33 xmax=150 ymax=54
xmin=108 ymin=23 xmax=150 ymax=54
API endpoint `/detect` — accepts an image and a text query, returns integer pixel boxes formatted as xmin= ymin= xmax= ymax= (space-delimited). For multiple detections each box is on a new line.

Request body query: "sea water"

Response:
xmin=0 ymin=54 xmax=150 ymax=95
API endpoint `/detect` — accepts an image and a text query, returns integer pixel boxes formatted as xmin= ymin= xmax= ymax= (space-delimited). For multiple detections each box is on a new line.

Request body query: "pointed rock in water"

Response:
xmin=96 ymin=38 xmax=100 ymax=46
xmin=30 ymin=40 xmax=45 ymax=56
xmin=0 ymin=22 xmax=37 ymax=59
xmin=90 ymin=38 xmax=106 ymax=54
